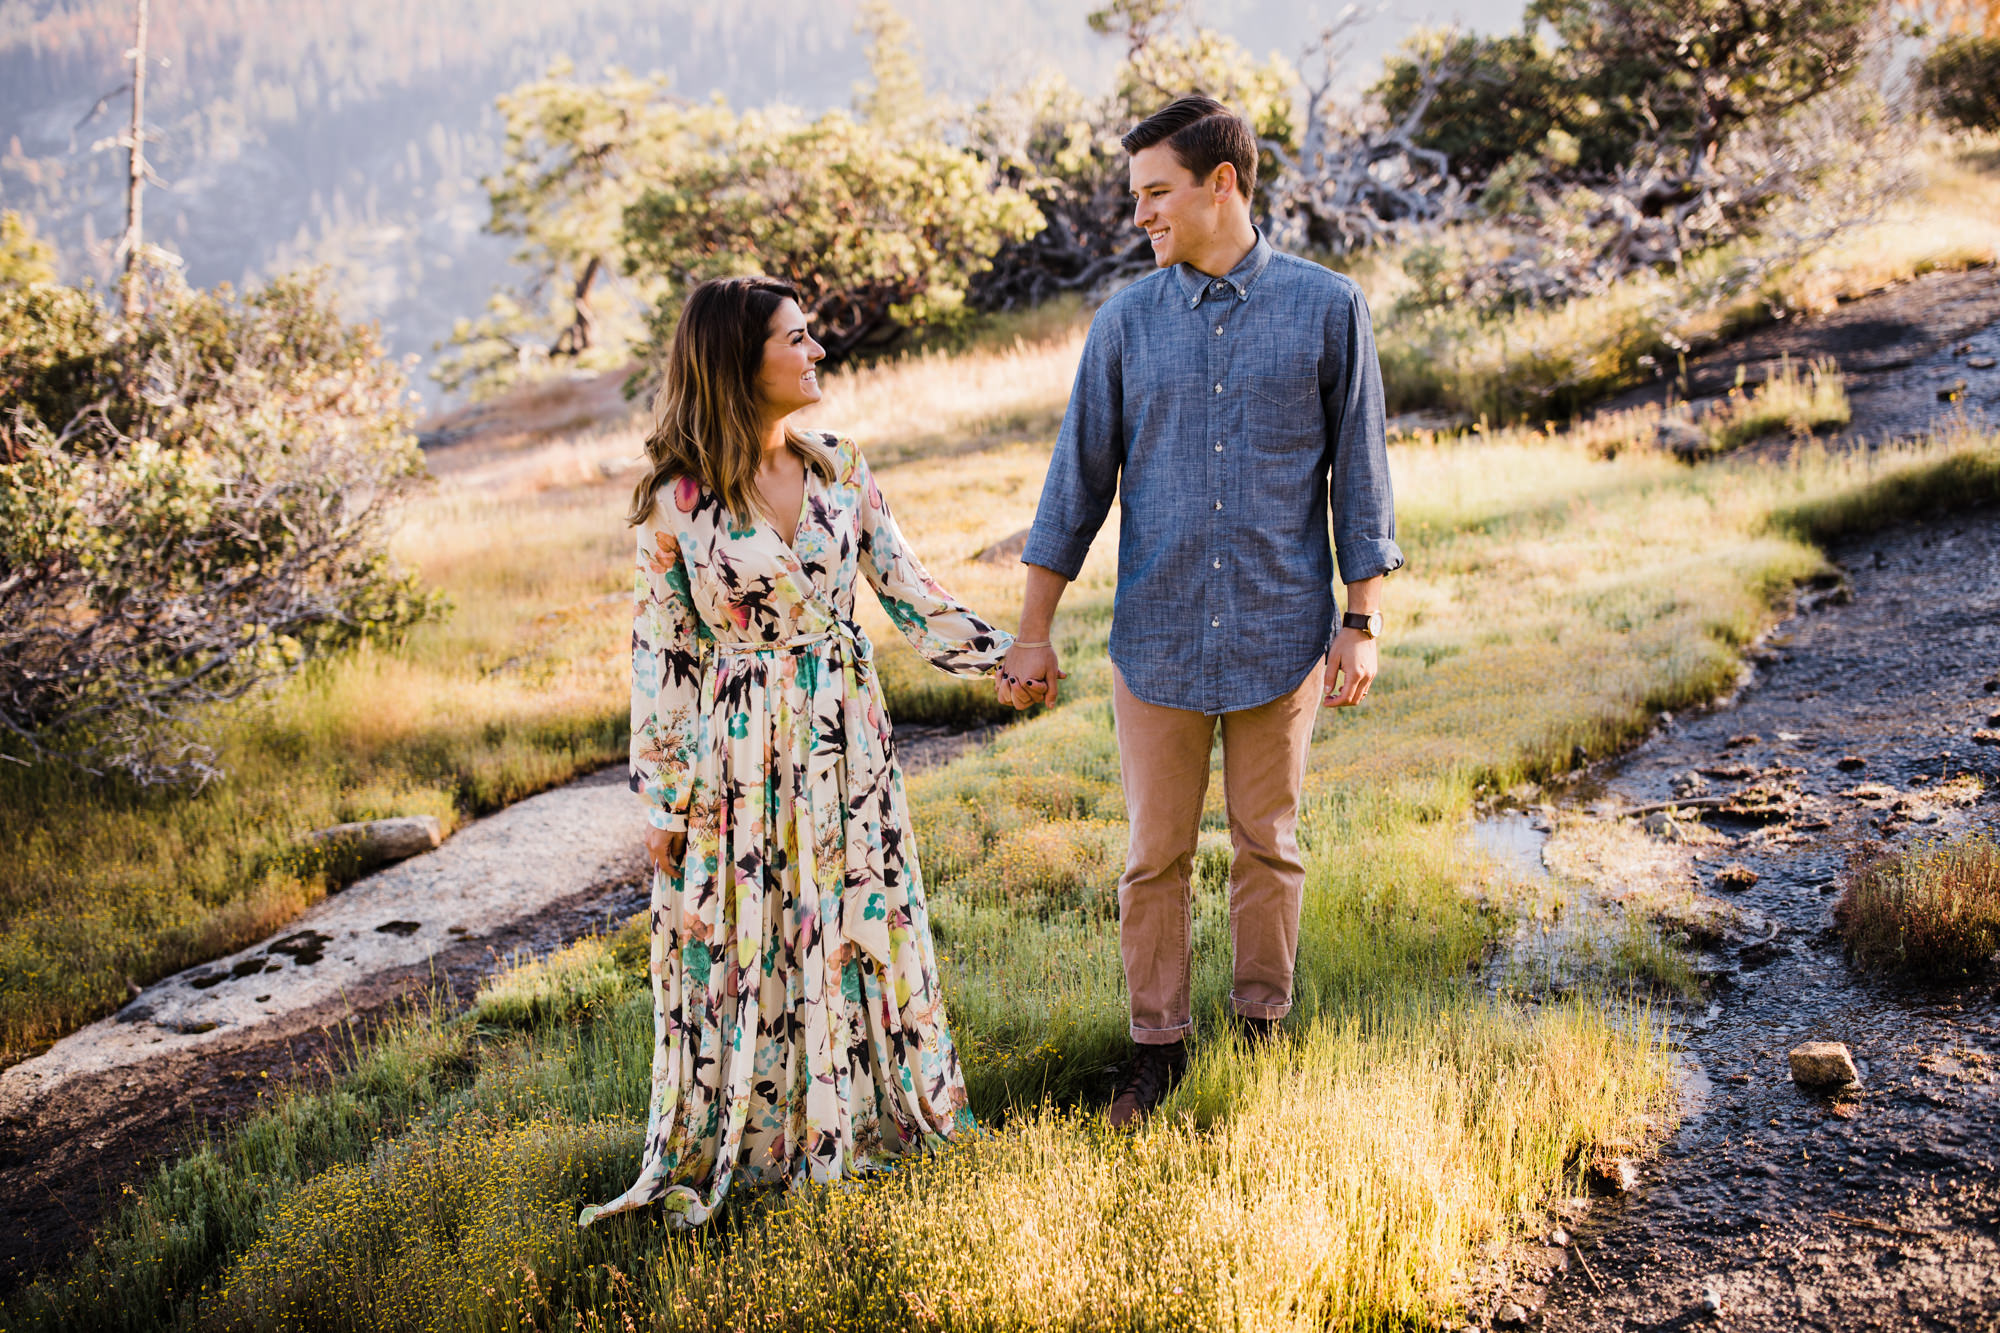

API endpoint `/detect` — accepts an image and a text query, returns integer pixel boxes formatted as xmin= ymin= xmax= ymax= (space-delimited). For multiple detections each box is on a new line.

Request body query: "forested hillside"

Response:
xmin=1 ymin=0 xmax=1513 ymax=402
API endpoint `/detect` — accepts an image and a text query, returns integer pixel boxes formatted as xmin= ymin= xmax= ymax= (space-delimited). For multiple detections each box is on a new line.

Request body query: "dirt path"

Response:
xmin=1511 ymin=513 xmax=2000 ymax=1332
xmin=1601 ymin=264 xmax=2000 ymax=445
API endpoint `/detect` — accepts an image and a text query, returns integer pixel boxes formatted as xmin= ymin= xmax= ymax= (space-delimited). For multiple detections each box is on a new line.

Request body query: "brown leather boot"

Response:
xmin=1107 ymin=1039 xmax=1188 ymax=1128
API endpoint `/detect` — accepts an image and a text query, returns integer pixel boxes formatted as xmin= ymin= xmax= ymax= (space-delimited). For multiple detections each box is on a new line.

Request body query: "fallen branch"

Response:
xmin=1611 ymin=796 xmax=1734 ymax=820
xmin=1573 ymin=1242 xmax=1605 ymax=1294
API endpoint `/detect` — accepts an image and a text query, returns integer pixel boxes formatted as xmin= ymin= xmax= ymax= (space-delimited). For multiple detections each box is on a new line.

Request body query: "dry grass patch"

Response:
xmin=1701 ymin=357 xmax=1851 ymax=454
xmin=798 ymin=321 xmax=1086 ymax=469
xmin=1836 ymin=834 xmax=2000 ymax=979
xmin=1777 ymin=136 xmax=2000 ymax=313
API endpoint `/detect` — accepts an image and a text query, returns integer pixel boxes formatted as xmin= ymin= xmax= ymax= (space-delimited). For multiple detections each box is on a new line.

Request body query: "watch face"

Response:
xmin=1366 ymin=612 xmax=1382 ymax=636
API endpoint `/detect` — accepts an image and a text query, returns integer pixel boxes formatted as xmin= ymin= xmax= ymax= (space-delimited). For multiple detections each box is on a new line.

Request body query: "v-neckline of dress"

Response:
xmin=761 ymin=464 xmax=813 ymax=555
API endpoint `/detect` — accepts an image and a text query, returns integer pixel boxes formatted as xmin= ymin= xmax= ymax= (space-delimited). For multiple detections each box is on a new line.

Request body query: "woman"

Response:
xmin=580 ymin=276 xmax=1021 ymax=1227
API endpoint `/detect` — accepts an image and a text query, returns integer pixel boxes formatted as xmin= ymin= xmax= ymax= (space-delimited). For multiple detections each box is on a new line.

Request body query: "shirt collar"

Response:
xmin=1175 ymin=229 xmax=1275 ymax=309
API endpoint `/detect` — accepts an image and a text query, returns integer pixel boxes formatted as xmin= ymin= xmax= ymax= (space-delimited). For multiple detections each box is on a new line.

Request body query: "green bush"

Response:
xmin=622 ymin=109 xmax=1043 ymax=366
xmin=1373 ymin=29 xmax=1588 ymax=183
xmin=0 ymin=265 xmax=441 ymax=784
xmin=1919 ymin=35 xmax=2000 ymax=131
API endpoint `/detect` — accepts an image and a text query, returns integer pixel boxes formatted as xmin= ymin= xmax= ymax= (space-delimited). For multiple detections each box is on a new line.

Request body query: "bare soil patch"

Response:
xmin=1602 ymin=265 xmax=2000 ymax=446
xmin=1519 ymin=513 xmax=2000 ymax=1332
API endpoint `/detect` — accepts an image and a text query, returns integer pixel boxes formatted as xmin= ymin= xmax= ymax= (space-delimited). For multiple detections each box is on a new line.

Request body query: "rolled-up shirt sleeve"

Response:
xmin=1324 ymin=284 xmax=1405 ymax=584
xmin=1022 ymin=312 xmax=1123 ymax=580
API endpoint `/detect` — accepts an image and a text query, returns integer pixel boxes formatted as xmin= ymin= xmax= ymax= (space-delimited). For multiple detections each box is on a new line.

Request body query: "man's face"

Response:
xmin=1129 ymin=142 xmax=1227 ymax=269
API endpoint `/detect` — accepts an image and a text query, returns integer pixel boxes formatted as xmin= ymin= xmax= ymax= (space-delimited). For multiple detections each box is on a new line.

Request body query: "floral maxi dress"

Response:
xmin=580 ymin=433 xmax=1012 ymax=1227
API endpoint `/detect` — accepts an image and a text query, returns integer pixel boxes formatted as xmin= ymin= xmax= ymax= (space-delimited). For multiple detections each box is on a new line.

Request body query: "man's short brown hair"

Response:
xmin=1121 ymin=95 xmax=1258 ymax=199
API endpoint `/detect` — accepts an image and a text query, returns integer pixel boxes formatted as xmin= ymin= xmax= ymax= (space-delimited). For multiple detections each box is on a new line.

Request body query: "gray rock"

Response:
xmin=1789 ymin=1041 xmax=1860 ymax=1088
xmin=305 ymin=816 xmax=443 ymax=869
xmin=1642 ymin=810 xmax=1714 ymax=843
xmin=1548 ymin=1227 xmax=1570 ymax=1247
xmin=1712 ymin=862 xmax=1759 ymax=892
xmin=972 ymin=526 xmax=1032 ymax=566
xmin=1495 ymin=1303 xmax=1530 ymax=1328
xmin=1701 ymin=1287 xmax=1723 ymax=1316
xmin=1655 ymin=416 xmax=1710 ymax=460
xmin=1670 ymin=769 xmax=1710 ymax=799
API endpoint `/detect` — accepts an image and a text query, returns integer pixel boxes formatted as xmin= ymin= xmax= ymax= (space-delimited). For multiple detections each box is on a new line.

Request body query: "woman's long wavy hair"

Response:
xmin=628 ymin=275 xmax=833 ymax=527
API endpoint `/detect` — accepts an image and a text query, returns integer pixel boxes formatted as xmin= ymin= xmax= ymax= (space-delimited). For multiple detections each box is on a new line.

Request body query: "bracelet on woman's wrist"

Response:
xmin=1011 ymin=639 xmax=1051 ymax=649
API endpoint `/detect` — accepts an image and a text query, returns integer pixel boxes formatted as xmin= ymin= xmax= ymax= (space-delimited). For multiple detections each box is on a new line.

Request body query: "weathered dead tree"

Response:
xmin=1459 ymin=90 xmax=1919 ymax=312
xmin=972 ymin=176 xmax=1154 ymax=311
xmin=1262 ymin=17 xmax=1464 ymax=256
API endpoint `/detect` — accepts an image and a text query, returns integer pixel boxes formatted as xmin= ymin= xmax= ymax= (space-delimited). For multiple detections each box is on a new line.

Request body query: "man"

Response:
xmin=995 ymin=95 xmax=1404 ymax=1128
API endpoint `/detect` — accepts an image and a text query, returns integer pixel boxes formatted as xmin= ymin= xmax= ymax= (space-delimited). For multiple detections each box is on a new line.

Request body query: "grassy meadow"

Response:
xmin=9 ymin=136 xmax=2000 ymax=1332
xmin=11 ymin=338 xmax=2000 ymax=1328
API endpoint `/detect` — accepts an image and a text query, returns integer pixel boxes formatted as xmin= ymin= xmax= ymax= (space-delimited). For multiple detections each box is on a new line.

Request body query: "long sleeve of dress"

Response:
xmin=630 ymin=521 xmax=706 ymax=832
xmin=851 ymin=449 xmax=1014 ymax=678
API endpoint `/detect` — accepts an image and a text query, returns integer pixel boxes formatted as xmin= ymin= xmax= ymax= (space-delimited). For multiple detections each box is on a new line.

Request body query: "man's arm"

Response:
xmin=998 ymin=564 xmax=1070 ymax=708
xmin=1322 ymin=282 xmax=1404 ymax=710
xmin=1324 ymin=575 xmax=1381 ymax=708
xmin=1004 ymin=310 xmax=1123 ymax=709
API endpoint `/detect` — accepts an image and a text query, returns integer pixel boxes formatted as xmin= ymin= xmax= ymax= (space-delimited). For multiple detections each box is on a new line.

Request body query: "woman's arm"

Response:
xmin=851 ymin=447 xmax=1014 ymax=676
xmin=631 ymin=522 xmax=705 ymax=838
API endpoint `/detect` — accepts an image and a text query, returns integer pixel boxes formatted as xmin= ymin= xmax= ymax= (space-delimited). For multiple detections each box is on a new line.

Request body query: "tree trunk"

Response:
xmin=549 ymin=254 xmax=602 ymax=359
xmin=118 ymin=0 xmax=148 ymax=316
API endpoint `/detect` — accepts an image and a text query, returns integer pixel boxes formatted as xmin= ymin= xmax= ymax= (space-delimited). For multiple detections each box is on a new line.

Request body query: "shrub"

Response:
xmin=0 ymin=264 xmax=440 ymax=785
xmin=622 ymin=109 xmax=1043 ymax=366
xmin=1373 ymin=28 xmax=1588 ymax=183
xmin=1918 ymin=35 xmax=2000 ymax=130
xmin=1836 ymin=835 xmax=2000 ymax=979
xmin=0 ymin=210 xmax=57 ymax=287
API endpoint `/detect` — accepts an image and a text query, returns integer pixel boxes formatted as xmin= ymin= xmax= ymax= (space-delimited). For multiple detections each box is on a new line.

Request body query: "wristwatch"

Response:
xmin=1341 ymin=610 xmax=1382 ymax=638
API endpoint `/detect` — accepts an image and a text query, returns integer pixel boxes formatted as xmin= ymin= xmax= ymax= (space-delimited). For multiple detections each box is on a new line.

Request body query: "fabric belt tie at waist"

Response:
xmin=704 ymin=616 xmax=899 ymax=970
xmin=711 ymin=619 xmax=873 ymax=663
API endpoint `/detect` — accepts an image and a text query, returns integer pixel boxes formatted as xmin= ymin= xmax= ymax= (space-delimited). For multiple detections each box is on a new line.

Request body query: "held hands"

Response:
xmin=997 ymin=641 xmax=1066 ymax=710
xmin=644 ymin=824 xmax=687 ymax=875
xmin=1322 ymin=627 xmax=1378 ymax=708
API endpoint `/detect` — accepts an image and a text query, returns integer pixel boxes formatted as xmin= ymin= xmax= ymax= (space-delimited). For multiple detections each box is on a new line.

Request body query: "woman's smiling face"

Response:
xmin=755 ymin=298 xmax=825 ymax=421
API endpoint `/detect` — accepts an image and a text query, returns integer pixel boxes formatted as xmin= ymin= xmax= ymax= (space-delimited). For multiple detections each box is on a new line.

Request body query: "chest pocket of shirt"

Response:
xmin=1246 ymin=374 xmax=1323 ymax=454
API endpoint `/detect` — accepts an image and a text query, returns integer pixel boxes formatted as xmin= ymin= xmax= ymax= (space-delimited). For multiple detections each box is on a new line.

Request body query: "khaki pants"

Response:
xmin=1111 ymin=660 xmax=1324 ymax=1045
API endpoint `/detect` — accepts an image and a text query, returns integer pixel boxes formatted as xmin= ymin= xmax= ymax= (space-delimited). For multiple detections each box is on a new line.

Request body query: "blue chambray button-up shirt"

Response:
xmin=1022 ymin=231 xmax=1406 ymax=715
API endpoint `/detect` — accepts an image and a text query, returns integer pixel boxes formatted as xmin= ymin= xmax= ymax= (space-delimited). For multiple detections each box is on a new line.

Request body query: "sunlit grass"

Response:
xmin=797 ymin=305 xmax=1087 ymax=469
xmin=21 ymin=411 xmax=2000 ymax=1331
xmin=1701 ymin=357 xmax=1851 ymax=453
xmin=1780 ymin=136 xmax=2000 ymax=313
xmin=13 ymin=202 xmax=2000 ymax=1330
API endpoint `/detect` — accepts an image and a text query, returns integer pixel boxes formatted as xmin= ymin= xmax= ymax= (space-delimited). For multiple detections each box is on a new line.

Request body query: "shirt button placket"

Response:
xmin=1208 ymin=293 xmax=1229 ymax=709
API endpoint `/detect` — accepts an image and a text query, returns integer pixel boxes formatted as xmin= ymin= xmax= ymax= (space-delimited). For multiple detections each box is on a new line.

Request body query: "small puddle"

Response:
xmin=1674 ymin=1051 xmax=1714 ymax=1122
xmin=1469 ymin=809 xmax=1551 ymax=879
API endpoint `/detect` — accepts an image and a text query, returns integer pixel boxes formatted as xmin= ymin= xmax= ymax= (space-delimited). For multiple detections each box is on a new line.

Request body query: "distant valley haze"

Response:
xmin=1 ymin=0 xmax=1527 ymax=408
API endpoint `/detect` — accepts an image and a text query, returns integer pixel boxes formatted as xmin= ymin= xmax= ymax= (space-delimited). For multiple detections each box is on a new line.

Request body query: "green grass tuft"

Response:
xmin=1836 ymin=834 xmax=2000 ymax=980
